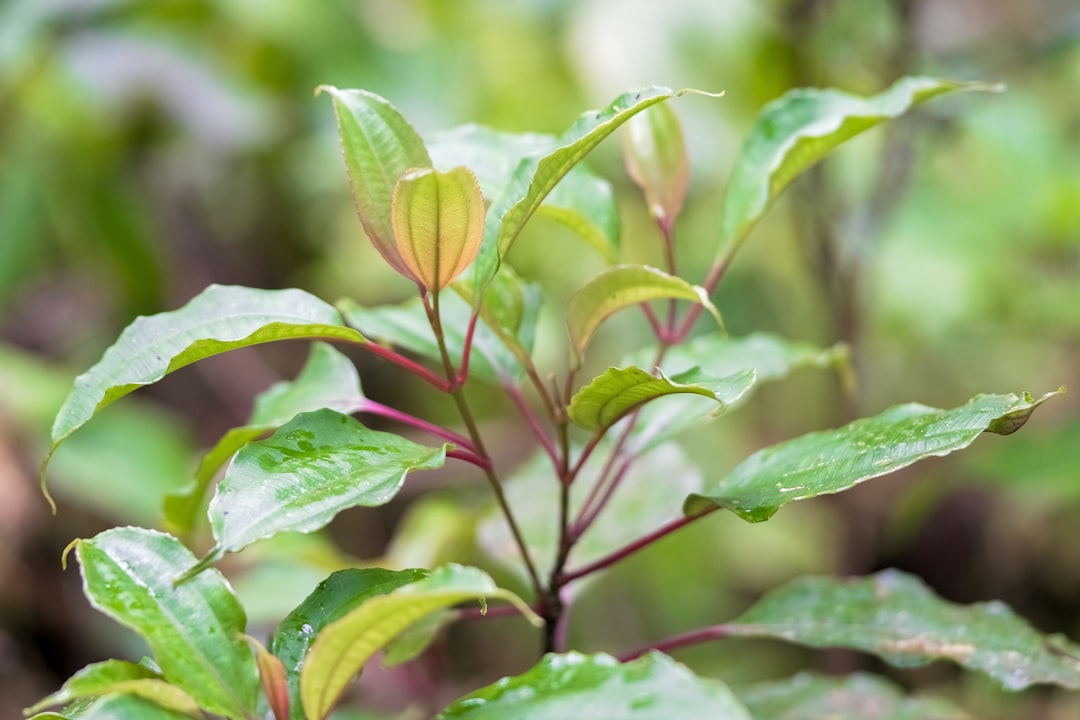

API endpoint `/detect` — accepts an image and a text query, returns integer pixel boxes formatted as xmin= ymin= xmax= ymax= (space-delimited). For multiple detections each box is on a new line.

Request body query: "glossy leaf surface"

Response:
xmin=301 ymin=564 xmax=536 ymax=720
xmin=627 ymin=332 xmax=848 ymax=453
xmin=473 ymin=87 xmax=712 ymax=285
xmin=718 ymin=76 xmax=998 ymax=257
xmin=623 ymin=102 xmax=689 ymax=229
xmin=271 ymin=568 xmax=427 ymax=720
xmin=436 ymin=651 xmax=750 ymax=719
xmin=45 ymin=285 xmax=364 ymax=491
xmin=73 ymin=528 xmax=257 ymax=718
xmin=392 ymin=166 xmax=485 ymax=290
xmin=429 ymin=125 xmax=619 ymax=262
xmin=686 ymin=391 xmax=1059 ymax=521
xmin=318 ymin=85 xmax=432 ymax=278
xmin=25 ymin=660 xmax=201 ymax=717
xmin=165 ymin=342 xmax=367 ymax=535
xmin=566 ymin=265 xmax=718 ymax=363
xmin=568 ymin=365 xmax=756 ymax=432
xmin=737 ymin=672 xmax=970 ymax=719
xmin=728 ymin=569 xmax=1080 ymax=691
xmin=51 ymin=694 xmax=194 ymax=720
xmin=194 ymin=409 xmax=446 ymax=573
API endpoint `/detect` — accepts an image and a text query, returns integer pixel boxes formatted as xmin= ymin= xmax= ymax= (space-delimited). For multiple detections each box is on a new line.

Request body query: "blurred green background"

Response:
xmin=1 ymin=0 xmax=1078 ymax=717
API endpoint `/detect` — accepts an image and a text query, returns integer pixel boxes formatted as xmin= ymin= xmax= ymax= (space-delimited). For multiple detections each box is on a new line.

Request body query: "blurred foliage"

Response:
xmin=1 ymin=0 xmax=1078 ymax=718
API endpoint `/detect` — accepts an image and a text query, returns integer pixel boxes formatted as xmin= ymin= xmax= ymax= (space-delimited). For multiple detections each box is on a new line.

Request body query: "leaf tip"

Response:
xmin=60 ymin=538 xmax=80 ymax=571
xmin=39 ymin=450 xmax=58 ymax=515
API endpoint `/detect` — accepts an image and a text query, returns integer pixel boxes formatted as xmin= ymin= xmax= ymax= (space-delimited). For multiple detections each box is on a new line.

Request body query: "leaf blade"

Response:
xmin=728 ymin=569 xmax=1080 ymax=691
xmin=686 ymin=390 xmax=1060 ymax=521
xmin=718 ymin=76 xmax=1000 ymax=257
xmin=436 ymin=651 xmax=751 ymax=719
xmin=73 ymin=528 xmax=257 ymax=718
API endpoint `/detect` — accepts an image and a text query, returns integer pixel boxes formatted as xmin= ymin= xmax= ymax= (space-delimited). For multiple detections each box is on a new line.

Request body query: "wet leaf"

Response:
xmin=728 ymin=570 xmax=1080 ymax=691
xmin=436 ymin=652 xmax=750 ymax=719
xmin=72 ymin=528 xmax=257 ymax=718
xmin=25 ymin=660 xmax=202 ymax=718
xmin=686 ymin=391 xmax=1060 ymax=521
xmin=301 ymin=564 xmax=537 ymax=720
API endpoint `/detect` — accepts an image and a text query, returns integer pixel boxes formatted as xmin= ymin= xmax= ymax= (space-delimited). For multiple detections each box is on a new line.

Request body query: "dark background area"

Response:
xmin=1 ymin=0 xmax=1079 ymax=717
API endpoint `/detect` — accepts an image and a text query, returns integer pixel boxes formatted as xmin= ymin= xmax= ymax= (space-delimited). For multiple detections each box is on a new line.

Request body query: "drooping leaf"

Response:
xmin=300 ymin=564 xmax=537 ymax=720
xmin=436 ymin=651 xmax=751 ymax=719
xmin=188 ymin=409 xmax=446 ymax=576
xmin=626 ymin=332 xmax=850 ymax=453
xmin=392 ymin=166 xmax=485 ymax=290
xmin=568 ymin=365 xmax=756 ymax=432
xmin=317 ymin=86 xmax=432 ymax=278
xmin=428 ymin=125 xmax=619 ymax=262
xmin=479 ymin=444 xmax=702 ymax=587
xmin=339 ymin=286 xmax=530 ymax=384
xmin=271 ymin=568 xmax=427 ymax=720
xmin=718 ymin=76 xmax=999 ymax=259
xmin=24 ymin=660 xmax=202 ymax=718
xmin=473 ymin=87 xmax=719 ymax=286
xmin=727 ymin=569 xmax=1080 ymax=691
xmin=736 ymin=672 xmax=971 ymax=719
xmin=686 ymin=390 xmax=1060 ymax=521
xmin=164 ymin=342 xmax=368 ymax=535
xmin=566 ymin=265 xmax=719 ymax=364
xmin=623 ymin=102 xmax=689 ymax=231
xmin=72 ymin=528 xmax=257 ymax=718
xmin=44 ymin=285 xmax=365 ymax=503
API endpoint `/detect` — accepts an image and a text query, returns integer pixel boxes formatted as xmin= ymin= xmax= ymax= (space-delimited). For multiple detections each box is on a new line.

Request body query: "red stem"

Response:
xmin=455 ymin=310 xmax=481 ymax=388
xmin=360 ymin=399 xmax=477 ymax=452
xmin=505 ymin=379 xmax=561 ymax=470
xmin=359 ymin=342 xmax=451 ymax=392
xmin=560 ymin=509 xmax=716 ymax=585
xmin=618 ymin=624 xmax=732 ymax=662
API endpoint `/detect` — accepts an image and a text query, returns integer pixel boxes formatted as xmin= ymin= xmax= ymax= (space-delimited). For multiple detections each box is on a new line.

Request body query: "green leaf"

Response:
xmin=190 ymin=409 xmax=446 ymax=575
xmin=479 ymin=444 xmax=702 ymax=586
xmin=73 ymin=527 xmax=257 ymax=718
xmin=473 ymin=87 xmax=717 ymax=286
xmin=301 ymin=564 xmax=537 ymax=720
xmin=392 ymin=166 xmax=485 ymax=290
xmin=428 ymin=125 xmax=619 ymax=263
xmin=56 ymin=694 xmax=195 ymax=720
xmin=568 ymin=365 xmax=756 ymax=432
xmin=381 ymin=609 xmax=456 ymax=667
xmin=626 ymin=332 xmax=850 ymax=453
xmin=270 ymin=568 xmax=427 ymax=720
xmin=718 ymin=76 xmax=999 ymax=258
xmin=164 ymin=342 xmax=368 ymax=535
xmin=317 ymin=86 xmax=432 ymax=279
xmin=44 ymin=285 xmax=364 ymax=504
xmin=686 ymin=390 xmax=1060 ymax=521
xmin=436 ymin=651 xmax=751 ymax=719
xmin=339 ymin=287 xmax=529 ymax=384
xmin=737 ymin=672 xmax=970 ymax=719
xmin=25 ymin=660 xmax=203 ymax=718
xmin=623 ymin=102 xmax=689 ymax=230
xmin=727 ymin=569 xmax=1080 ymax=691
xmin=566 ymin=265 xmax=719 ymax=364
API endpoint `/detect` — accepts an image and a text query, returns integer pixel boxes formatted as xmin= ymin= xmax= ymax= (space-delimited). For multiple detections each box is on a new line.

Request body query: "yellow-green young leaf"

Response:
xmin=25 ymin=660 xmax=203 ymax=718
xmin=728 ymin=570 xmax=1080 ymax=691
xmin=718 ymin=76 xmax=1000 ymax=260
xmin=686 ymin=390 xmax=1061 ymax=521
xmin=568 ymin=365 xmax=756 ymax=432
xmin=566 ymin=265 xmax=720 ymax=364
xmin=49 ymin=694 xmax=195 ymax=719
xmin=317 ymin=86 xmax=431 ymax=279
xmin=623 ymin=102 xmax=690 ymax=231
xmin=300 ymin=564 xmax=538 ymax=720
xmin=392 ymin=166 xmax=485 ymax=291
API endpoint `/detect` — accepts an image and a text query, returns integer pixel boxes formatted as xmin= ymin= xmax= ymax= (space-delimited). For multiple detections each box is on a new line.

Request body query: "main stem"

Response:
xmin=425 ymin=291 xmax=544 ymax=597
